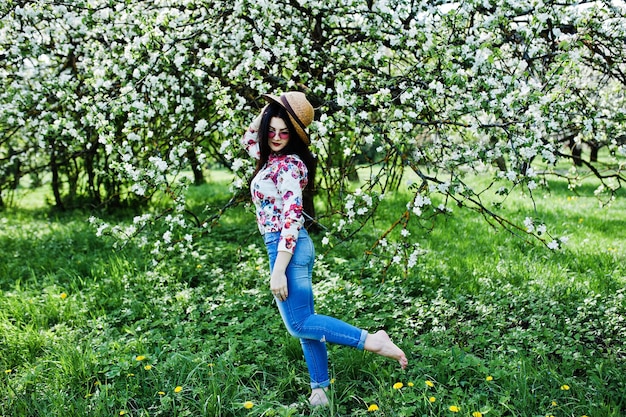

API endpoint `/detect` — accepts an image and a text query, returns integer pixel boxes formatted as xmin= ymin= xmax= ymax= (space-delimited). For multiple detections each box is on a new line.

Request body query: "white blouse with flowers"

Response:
xmin=241 ymin=128 xmax=308 ymax=254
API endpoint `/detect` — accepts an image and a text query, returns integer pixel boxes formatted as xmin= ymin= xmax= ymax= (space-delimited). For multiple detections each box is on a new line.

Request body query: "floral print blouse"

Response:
xmin=241 ymin=128 xmax=308 ymax=254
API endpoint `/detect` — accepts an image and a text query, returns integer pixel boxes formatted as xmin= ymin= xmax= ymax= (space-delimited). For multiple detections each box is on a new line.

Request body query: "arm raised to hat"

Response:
xmin=241 ymin=106 xmax=267 ymax=160
xmin=241 ymin=130 xmax=260 ymax=160
xmin=249 ymin=105 xmax=268 ymax=132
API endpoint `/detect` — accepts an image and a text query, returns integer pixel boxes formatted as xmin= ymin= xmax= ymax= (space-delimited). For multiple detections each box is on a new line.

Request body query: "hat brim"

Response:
xmin=262 ymin=94 xmax=310 ymax=145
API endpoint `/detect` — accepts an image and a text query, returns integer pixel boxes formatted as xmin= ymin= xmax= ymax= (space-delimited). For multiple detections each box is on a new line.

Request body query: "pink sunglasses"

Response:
xmin=268 ymin=130 xmax=289 ymax=140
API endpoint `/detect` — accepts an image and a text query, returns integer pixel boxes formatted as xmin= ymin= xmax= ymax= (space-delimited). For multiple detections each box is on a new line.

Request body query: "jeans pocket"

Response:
xmin=291 ymin=236 xmax=314 ymax=266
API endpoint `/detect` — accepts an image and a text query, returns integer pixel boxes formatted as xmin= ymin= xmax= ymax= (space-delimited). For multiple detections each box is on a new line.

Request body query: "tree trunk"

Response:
xmin=85 ymin=138 xmax=102 ymax=205
xmin=589 ymin=143 xmax=599 ymax=162
xmin=569 ymin=138 xmax=583 ymax=167
xmin=188 ymin=148 xmax=204 ymax=185
xmin=50 ymin=150 xmax=64 ymax=210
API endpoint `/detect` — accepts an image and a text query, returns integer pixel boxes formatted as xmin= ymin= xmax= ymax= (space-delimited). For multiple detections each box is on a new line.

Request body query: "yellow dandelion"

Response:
xmin=135 ymin=355 xmax=146 ymax=361
xmin=174 ymin=386 xmax=183 ymax=393
xmin=425 ymin=380 xmax=434 ymax=387
xmin=5 ymin=369 xmax=12 ymax=374
xmin=368 ymin=404 xmax=379 ymax=412
xmin=119 ymin=411 xmax=127 ymax=416
xmin=552 ymin=401 xmax=557 ymax=407
xmin=486 ymin=375 xmax=493 ymax=381
xmin=449 ymin=405 xmax=460 ymax=412
xmin=208 ymin=363 xmax=214 ymax=367
xmin=126 ymin=373 xmax=134 ymax=377
xmin=473 ymin=412 xmax=483 ymax=417
xmin=60 ymin=292 xmax=68 ymax=299
xmin=144 ymin=365 xmax=152 ymax=371
xmin=243 ymin=401 xmax=254 ymax=409
xmin=393 ymin=382 xmax=403 ymax=390
xmin=158 ymin=391 xmax=165 ymax=396
xmin=330 ymin=378 xmax=336 ymax=384
xmin=428 ymin=396 xmax=436 ymax=403
xmin=561 ymin=384 xmax=570 ymax=391
xmin=408 ymin=382 xmax=414 ymax=387
xmin=196 ymin=264 xmax=202 ymax=269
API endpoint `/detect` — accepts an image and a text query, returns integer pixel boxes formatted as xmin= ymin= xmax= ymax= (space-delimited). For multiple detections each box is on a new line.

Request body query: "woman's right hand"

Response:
xmin=250 ymin=105 xmax=267 ymax=132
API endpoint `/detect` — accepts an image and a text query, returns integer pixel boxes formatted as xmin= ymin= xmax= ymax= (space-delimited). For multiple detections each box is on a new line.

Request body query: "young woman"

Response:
xmin=241 ymin=91 xmax=408 ymax=407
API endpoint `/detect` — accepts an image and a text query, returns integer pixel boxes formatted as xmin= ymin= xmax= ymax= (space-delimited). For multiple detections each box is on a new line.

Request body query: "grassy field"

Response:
xmin=0 ymin=170 xmax=624 ymax=417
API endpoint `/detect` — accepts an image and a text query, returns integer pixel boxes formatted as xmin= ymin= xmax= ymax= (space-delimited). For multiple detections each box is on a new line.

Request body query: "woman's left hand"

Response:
xmin=270 ymin=270 xmax=288 ymax=301
xmin=270 ymin=251 xmax=292 ymax=301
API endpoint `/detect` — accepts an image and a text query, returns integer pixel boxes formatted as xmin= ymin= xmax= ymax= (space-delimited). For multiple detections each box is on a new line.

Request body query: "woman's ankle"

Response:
xmin=309 ymin=387 xmax=329 ymax=406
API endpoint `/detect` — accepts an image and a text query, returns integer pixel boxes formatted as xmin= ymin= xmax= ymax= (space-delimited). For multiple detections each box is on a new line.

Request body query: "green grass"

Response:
xmin=0 ymin=171 xmax=624 ymax=416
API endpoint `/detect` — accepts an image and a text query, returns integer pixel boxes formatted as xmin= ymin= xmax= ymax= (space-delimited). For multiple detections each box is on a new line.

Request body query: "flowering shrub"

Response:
xmin=1 ymin=0 xmax=625 ymax=265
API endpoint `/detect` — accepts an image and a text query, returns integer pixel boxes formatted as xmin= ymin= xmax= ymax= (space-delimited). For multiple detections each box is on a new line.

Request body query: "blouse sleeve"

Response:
xmin=276 ymin=156 xmax=308 ymax=254
xmin=241 ymin=127 xmax=261 ymax=160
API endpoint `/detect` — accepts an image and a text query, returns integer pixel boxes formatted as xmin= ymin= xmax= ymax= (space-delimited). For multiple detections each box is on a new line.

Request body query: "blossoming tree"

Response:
xmin=1 ymin=0 xmax=624 ymax=267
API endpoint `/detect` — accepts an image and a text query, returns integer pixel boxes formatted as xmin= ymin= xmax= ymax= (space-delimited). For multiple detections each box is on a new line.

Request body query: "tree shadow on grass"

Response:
xmin=0 ymin=207 xmax=147 ymax=292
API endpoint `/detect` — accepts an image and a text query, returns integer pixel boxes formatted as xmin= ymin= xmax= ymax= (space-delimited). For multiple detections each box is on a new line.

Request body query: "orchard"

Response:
xmin=1 ymin=0 xmax=625 ymax=265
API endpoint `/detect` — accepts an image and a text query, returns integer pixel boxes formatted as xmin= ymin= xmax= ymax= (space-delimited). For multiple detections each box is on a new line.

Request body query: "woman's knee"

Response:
xmin=282 ymin=315 xmax=311 ymax=338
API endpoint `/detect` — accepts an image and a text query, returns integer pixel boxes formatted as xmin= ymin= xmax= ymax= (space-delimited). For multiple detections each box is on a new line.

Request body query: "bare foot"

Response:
xmin=309 ymin=387 xmax=329 ymax=407
xmin=364 ymin=330 xmax=408 ymax=369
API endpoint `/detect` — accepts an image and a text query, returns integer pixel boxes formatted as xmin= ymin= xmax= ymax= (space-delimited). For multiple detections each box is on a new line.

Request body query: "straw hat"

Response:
xmin=262 ymin=91 xmax=314 ymax=145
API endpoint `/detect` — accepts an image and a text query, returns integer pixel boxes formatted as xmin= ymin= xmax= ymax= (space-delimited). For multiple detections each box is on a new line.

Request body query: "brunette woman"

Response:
xmin=241 ymin=91 xmax=407 ymax=407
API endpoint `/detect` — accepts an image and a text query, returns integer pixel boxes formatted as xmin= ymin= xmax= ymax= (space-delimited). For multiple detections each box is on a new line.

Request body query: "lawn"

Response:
xmin=0 ymin=170 xmax=624 ymax=417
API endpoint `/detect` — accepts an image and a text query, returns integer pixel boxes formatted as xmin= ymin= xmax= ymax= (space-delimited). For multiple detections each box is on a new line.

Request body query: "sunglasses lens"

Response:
xmin=268 ymin=131 xmax=289 ymax=139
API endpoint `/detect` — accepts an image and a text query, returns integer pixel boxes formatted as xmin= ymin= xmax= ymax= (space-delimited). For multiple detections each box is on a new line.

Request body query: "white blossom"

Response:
xmin=506 ymin=171 xmax=517 ymax=182
xmin=194 ymin=119 xmax=208 ymax=132
xmin=524 ymin=217 xmax=535 ymax=233
xmin=149 ymin=156 xmax=168 ymax=172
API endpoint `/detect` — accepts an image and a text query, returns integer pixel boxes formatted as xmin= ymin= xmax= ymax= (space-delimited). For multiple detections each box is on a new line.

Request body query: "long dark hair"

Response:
xmin=255 ymin=103 xmax=318 ymax=230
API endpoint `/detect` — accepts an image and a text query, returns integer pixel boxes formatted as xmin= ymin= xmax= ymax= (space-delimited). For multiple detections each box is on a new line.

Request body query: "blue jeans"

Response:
xmin=264 ymin=229 xmax=368 ymax=389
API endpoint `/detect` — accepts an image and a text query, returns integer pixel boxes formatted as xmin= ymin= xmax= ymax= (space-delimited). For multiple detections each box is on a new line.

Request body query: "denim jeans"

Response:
xmin=264 ymin=229 xmax=368 ymax=389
